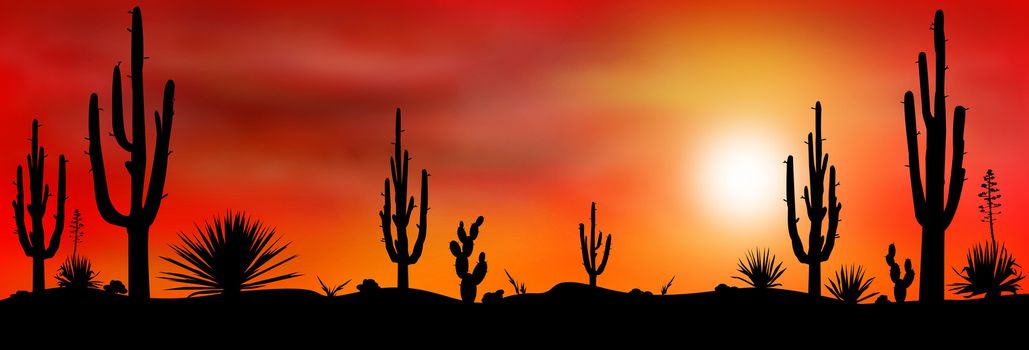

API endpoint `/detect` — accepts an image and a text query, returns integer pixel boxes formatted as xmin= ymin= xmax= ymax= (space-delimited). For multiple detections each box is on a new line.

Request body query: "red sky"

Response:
xmin=1 ymin=0 xmax=1028 ymax=300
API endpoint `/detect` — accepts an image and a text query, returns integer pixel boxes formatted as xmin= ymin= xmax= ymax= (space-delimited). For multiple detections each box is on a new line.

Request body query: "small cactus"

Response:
xmin=885 ymin=243 xmax=915 ymax=303
xmin=450 ymin=216 xmax=487 ymax=304
xmin=579 ymin=202 xmax=612 ymax=287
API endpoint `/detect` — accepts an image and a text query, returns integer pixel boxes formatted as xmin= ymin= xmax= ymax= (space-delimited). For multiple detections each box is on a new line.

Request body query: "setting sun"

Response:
xmin=694 ymin=126 xmax=783 ymax=230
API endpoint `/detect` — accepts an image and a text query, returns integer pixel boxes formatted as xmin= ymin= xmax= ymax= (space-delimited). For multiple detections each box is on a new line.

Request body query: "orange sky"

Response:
xmin=1 ymin=0 xmax=1028 ymax=300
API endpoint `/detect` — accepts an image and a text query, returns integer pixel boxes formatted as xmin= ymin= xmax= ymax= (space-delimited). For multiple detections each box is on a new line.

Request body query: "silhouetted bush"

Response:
xmin=103 ymin=280 xmax=127 ymax=295
xmin=159 ymin=211 xmax=299 ymax=297
xmin=482 ymin=290 xmax=504 ymax=304
xmin=357 ymin=279 xmax=380 ymax=293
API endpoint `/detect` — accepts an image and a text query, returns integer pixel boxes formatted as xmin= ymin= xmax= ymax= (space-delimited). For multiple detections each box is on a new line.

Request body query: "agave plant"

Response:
xmin=661 ymin=276 xmax=676 ymax=295
xmin=160 ymin=212 xmax=300 ymax=297
xmin=950 ymin=241 xmax=1024 ymax=299
xmin=55 ymin=255 xmax=101 ymax=290
xmin=732 ymin=248 xmax=786 ymax=288
xmin=826 ymin=265 xmax=878 ymax=304
xmin=317 ymin=276 xmax=352 ymax=297
xmin=505 ymin=269 xmax=526 ymax=295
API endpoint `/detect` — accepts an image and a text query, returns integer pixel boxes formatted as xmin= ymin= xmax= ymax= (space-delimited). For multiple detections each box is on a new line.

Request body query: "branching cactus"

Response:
xmin=885 ymin=243 xmax=915 ymax=303
xmin=87 ymin=6 xmax=175 ymax=300
xmin=785 ymin=101 xmax=842 ymax=297
xmin=579 ymin=202 xmax=612 ymax=287
xmin=902 ymin=9 xmax=967 ymax=303
xmin=13 ymin=119 xmax=67 ymax=294
xmin=450 ymin=216 xmax=486 ymax=303
xmin=379 ymin=108 xmax=429 ymax=290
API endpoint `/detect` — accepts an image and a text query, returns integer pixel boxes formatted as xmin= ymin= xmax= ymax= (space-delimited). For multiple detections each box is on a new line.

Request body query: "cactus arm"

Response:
xmin=785 ymin=156 xmax=809 ymax=264
xmin=142 ymin=81 xmax=174 ymax=225
xmin=470 ymin=252 xmax=487 ymax=284
xmin=579 ymin=223 xmax=592 ymax=272
xmin=88 ymin=93 xmax=131 ymax=227
xmin=595 ymin=234 xmax=611 ymax=274
xmin=110 ymin=64 xmax=133 ymax=150
xmin=408 ymin=169 xmax=428 ymax=262
xmin=902 ymin=92 xmax=927 ymax=225
xmin=942 ymin=106 xmax=966 ymax=229
xmin=43 ymin=155 xmax=66 ymax=258
xmin=821 ymin=166 xmax=840 ymax=261
xmin=380 ymin=179 xmax=398 ymax=262
xmin=13 ymin=166 xmax=32 ymax=257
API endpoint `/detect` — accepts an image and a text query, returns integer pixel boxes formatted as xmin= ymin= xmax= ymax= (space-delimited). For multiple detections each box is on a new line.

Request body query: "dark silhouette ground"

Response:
xmin=2 ymin=283 xmax=1024 ymax=344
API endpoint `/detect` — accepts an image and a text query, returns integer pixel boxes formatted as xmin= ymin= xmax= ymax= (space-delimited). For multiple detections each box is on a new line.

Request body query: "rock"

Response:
xmin=481 ymin=289 xmax=505 ymax=304
xmin=356 ymin=279 xmax=380 ymax=293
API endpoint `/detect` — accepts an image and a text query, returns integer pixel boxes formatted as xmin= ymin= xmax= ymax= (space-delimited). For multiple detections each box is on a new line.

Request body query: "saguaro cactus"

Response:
xmin=902 ymin=9 xmax=967 ymax=303
xmin=13 ymin=119 xmax=67 ymax=294
xmin=579 ymin=202 xmax=612 ymax=287
xmin=885 ymin=243 xmax=915 ymax=303
xmin=379 ymin=108 xmax=429 ymax=290
xmin=450 ymin=216 xmax=486 ymax=303
xmin=785 ymin=101 xmax=842 ymax=297
xmin=87 ymin=6 xmax=175 ymax=300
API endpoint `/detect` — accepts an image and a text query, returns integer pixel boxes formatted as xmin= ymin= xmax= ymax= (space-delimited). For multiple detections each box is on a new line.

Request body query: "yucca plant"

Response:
xmin=950 ymin=241 xmax=1024 ymax=299
xmin=505 ymin=269 xmax=526 ymax=295
xmin=159 ymin=212 xmax=300 ymax=298
xmin=732 ymin=248 xmax=786 ymax=288
xmin=317 ymin=276 xmax=352 ymax=297
xmin=661 ymin=276 xmax=675 ymax=295
xmin=826 ymin=265 xmax=878 ymax=304
xmin=55 ymin=255 xmax=101 ymax=290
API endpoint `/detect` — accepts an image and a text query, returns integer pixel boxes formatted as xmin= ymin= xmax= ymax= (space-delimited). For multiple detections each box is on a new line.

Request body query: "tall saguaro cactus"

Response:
xmin=450 ymin=216 xmax=487 ymax=303
xmin=785 ymin=101 xmax=841 ymax=297
xmin=13 ymin=119 xmax=67 ymax=294
xmin=379 ymin=108 xmax=429 ymax=290
xmin=579 ymin=202 xmax=612 ymax=287
xmin=87 ymin=6 xmax=175 ymax=300
xmin=902 ymin=9 xmax=967 ymax=303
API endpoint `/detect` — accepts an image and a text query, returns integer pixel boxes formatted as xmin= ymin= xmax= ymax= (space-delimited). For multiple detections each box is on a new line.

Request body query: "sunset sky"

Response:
xmin=1 ymin=0 xmax=1028 ymax=300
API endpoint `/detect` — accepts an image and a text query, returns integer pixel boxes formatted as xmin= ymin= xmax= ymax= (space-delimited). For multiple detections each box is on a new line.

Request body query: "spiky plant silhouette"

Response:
xmin=661 ymin=276 xmax=675 ymax=295
xmin=317 ymin=277 xmax=352 ymax=297
xmin=951 ymin=242 xmax=1024 ymax=299
xmin=826 ymin=265 xmax=878 ymax=304
xmin=55 ymin=255 xmax=101 ymax=290
xmin=950 ymin=169 xmax=1024 ymax=299
xmin=159 ymin=212 xmax=299 ymax=298
xmin=732 ymin=248 xmax=786 ymax=288
xmin=505 ymin=269 xmax=526 ymax=295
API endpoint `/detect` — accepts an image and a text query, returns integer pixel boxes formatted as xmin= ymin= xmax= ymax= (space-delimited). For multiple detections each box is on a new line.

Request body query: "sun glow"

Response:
xmin=693 ymin=127 xmax=784 ymax=230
